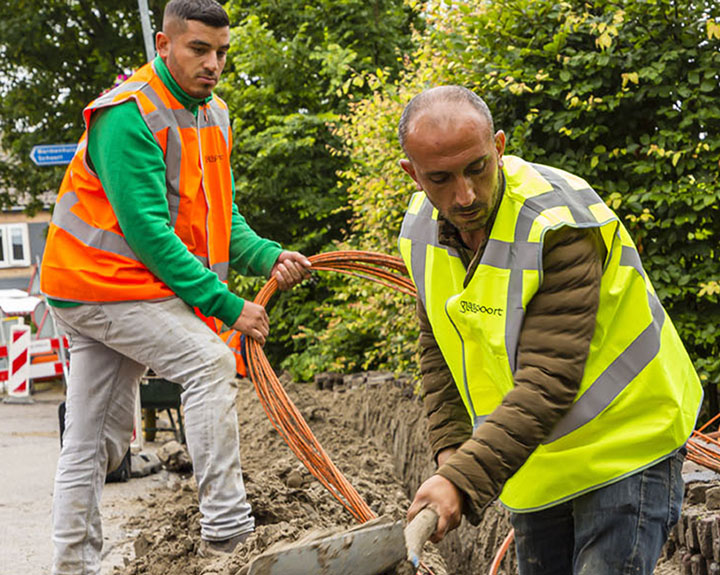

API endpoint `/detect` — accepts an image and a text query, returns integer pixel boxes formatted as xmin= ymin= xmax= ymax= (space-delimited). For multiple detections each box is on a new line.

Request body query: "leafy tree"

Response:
xmin=220 ymin=0 xmax=422 ymax=376
xmin=221 ymin=0 xmax=421 ymax=253
xmin=433 ymin=0 xmax=720 ymax=392
xmin=313 ymin=0 xmax=720 ymax=394
xmin=0 ymin=0 xmax=164 ymax=212
xmin=0 ymin=0 xmax=422 ymax=379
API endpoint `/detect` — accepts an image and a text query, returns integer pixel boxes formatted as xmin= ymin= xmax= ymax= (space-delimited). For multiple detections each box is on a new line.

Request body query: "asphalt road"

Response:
xmin=0 ymin=383 xmax=169 ymax=575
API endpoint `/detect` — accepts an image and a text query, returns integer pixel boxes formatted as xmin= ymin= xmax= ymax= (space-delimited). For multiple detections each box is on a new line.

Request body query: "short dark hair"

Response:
xmin=398 ymin=86 xmax=495 ymax=154
xmin=163 ymin=0 xmax=229 ymax=28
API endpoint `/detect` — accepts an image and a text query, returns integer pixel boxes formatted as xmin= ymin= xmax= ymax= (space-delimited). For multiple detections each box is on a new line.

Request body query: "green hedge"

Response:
xmin=301 ymin=1 xmax=719 ymax=395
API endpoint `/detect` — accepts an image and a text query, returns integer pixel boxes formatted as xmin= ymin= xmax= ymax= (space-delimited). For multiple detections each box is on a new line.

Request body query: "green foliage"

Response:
xmin=278 ymin=275 xmax=419 ymax=381
xmin=221 ymin=0 xmax=422 ymax=376
xmin=0 ymin=0 xmax=421 ymax=381
xmin=221 ymin=0 xmax=421 ymax=254
xmin=326 ymin=0 xmax=720 ymax=387
xmin=6 ymin=0 xmax=716 ymax=394
xmin=0 ymin=0 xmax=164 ymax=212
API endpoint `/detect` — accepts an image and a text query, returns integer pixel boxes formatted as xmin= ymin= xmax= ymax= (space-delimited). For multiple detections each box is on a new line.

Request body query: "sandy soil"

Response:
xmin=115 ymin=378 xmax=449 ymax=575
xmin=4 ymin=375 xmax=684 ymax=574
xmin=111 ymin=376 xmax=685 ymax=575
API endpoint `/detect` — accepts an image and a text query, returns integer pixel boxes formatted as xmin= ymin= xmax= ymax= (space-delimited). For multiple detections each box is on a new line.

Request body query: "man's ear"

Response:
xmin=156 ymin=31 xmax=170 ymax=59
xmin=399 ymin=159 xmax=423 ymax=191
xmin=495 ymin=130 xmax=506 ymax=168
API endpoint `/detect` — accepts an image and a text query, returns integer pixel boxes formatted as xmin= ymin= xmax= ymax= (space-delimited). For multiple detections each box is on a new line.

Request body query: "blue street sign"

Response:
xmin=30 ymin=144 xmax=77 ymax=167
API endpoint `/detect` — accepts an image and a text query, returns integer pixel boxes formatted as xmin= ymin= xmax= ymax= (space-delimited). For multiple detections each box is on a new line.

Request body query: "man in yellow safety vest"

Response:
xmin=398 ymin=85 xmax=702 ymax=574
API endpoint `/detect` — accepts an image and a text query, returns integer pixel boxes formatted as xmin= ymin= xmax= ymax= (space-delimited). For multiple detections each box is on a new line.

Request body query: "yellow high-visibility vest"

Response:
xmin=398 ymin=155 xmax=702 ymax=511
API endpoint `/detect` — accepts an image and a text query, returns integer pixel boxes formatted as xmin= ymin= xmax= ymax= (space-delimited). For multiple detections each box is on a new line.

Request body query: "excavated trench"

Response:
xmin=114 ymin=372 xmax=694 ymax=574
xmin=117 ymin=374 xmax=515 ymax=575
xmin=343 ymin=373 xmax=516 ymax=575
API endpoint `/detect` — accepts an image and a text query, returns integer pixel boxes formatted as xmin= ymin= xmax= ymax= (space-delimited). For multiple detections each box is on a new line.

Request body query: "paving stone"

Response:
xmin=343 ymin=373 xmax=366 ymax=388
xmin=712 ymin=517 xmax=720 ymax=562
xmin=679 ymin=514 xmax=688 ymax=546
xmin=692 ymin=554 xmax=708 ymax=575
xmin=707 ymin=487 xmax=720 ymax=510
xmin=688 ymin=516 xmax=700 ymax=552
xmin=365 ymin=371 xmax=395 ymax=386
xmin=689 ymin=483 xmax=715 ymax=505
xmin=313 ymin=371 xmax=343 ymax=391
xmin=699 ymin=516 xmax=715 ymax=559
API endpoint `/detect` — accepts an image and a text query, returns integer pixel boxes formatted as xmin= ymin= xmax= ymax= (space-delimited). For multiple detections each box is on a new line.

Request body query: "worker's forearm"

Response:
xmin=229 ymin=202 xmax=283 ymax=277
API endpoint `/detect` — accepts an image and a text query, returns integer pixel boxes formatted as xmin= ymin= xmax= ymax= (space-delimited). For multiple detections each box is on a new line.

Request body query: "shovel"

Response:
xmin=247 ymin=508 xmax=438 ymax=575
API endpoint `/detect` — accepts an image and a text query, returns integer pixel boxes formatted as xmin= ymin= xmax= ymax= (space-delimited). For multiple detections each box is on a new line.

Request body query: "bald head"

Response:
xmin=162 ymin=0 xmax=229 ymax=35
xmin=398 ymin=86 xmax=495 ymax=156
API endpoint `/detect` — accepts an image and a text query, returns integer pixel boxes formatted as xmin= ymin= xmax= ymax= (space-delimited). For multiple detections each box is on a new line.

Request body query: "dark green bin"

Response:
xmin=140 ymin=377 xmax=185 ymax=443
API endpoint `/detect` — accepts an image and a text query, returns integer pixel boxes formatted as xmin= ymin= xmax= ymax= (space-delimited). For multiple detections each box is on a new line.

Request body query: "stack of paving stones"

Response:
xmin=313 ymin=370 xmax=412 ymax=392
xmin=314 ymin=371 xmax=344 ymax=391
xmin=667 ymin=462 xmax=720 ymax=575
xmin=315 ymin=374 xmax=720 ymax=574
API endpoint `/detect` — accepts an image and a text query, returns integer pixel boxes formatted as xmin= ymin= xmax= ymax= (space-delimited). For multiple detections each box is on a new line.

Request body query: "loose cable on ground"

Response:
xmin=488 ymin=529 xmax=515 ymax=575
xmin=687 ymin=429 xmax=720 ymax=472
xmin=246 ymin=250 xmax=434 ymax=573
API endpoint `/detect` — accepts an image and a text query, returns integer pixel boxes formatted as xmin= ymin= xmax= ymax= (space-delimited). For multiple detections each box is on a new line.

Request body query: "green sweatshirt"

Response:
xmin=48 ymin=57 xmax=282 ymax=326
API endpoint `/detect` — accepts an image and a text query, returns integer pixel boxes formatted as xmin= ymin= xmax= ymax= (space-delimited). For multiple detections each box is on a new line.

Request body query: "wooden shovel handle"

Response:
xmin=404 ymin=507 xmax=439 ymax=567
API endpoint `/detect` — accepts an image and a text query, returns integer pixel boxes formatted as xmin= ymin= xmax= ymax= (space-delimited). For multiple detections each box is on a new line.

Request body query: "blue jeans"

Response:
xmin=511 ymin=449 xmax=685 ymax=575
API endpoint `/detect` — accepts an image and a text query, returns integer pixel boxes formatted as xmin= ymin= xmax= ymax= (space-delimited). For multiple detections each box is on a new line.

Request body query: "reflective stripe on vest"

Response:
xmin=398 ymin=155 xmax=702 ymax=511
xmin=52 ymin=186 xmax=229 ymax=279
xmin=219 ymin=329 xmax=248 ymax=377
xmin=41 ymin=61 xmax=232 ymax=306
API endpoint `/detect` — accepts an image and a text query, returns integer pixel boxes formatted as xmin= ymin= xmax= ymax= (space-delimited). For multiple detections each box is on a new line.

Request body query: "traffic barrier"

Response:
xmin=0 ymin=335 xmax=69 ymax=385
xmin=2 ymin=324 xmax=32 ymax=403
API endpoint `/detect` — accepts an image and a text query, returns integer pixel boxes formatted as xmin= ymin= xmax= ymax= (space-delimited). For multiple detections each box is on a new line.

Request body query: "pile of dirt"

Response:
xmin=111 ymin=373 xmax=691 ymax=575
xmin=655 ymin=469 xmax=720 ymax=575
xmin=116 ymin=377 xmax=457 ymax=575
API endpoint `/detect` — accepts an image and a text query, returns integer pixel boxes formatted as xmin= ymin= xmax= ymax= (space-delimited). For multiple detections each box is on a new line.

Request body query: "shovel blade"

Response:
xmin=247 ymin=518 xmax=406 ymax=575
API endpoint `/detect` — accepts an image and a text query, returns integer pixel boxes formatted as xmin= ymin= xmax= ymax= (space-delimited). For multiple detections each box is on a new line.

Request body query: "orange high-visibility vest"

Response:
xmin=41 ymin=61 xmax=233 ymax=306
xmin=219 ymin=329 xmax=248 ymax=377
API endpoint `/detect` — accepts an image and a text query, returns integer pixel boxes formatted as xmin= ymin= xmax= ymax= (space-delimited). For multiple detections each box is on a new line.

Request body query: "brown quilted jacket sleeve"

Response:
xmin=419 ymin=227 xmax=604 ymax=524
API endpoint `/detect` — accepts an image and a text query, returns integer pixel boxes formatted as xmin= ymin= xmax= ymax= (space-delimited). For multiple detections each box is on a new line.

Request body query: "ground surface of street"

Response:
xmin=0 ymin=383 xmax=167 ymax=575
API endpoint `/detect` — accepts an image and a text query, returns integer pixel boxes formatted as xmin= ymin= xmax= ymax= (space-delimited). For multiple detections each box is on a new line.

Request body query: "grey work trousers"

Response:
xmin=51 ymin=298 xmax=254 ymax=575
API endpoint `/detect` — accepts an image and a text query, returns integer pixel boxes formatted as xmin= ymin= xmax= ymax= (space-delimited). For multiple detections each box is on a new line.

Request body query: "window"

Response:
xmin=0 ymin=224 xmax=31 ymax=268
xmin=11 ymin=227 xmax=25 ymax=261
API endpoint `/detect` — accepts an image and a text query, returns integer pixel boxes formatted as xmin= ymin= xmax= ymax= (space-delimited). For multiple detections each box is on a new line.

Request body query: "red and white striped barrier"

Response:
xmin=3 ymin=324 xmax=32 ymax=403
xmin=0 ymin=335 xmax=69 ymax=385
xmin=0 ymin=334 xmax=69 ymax=359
